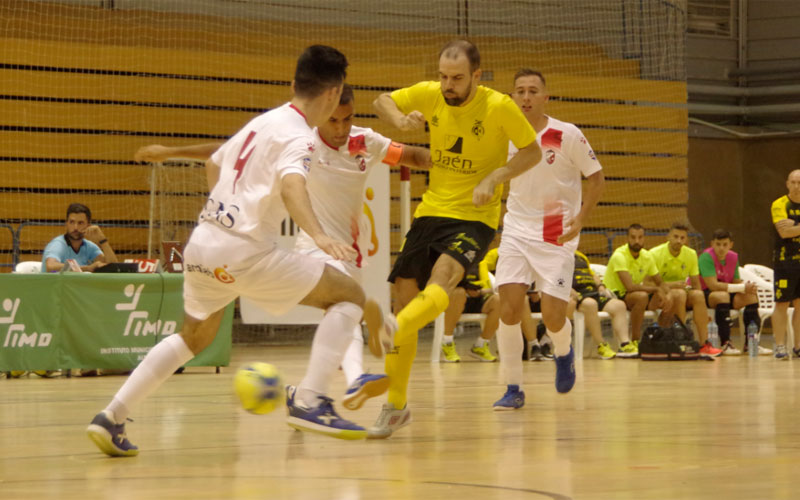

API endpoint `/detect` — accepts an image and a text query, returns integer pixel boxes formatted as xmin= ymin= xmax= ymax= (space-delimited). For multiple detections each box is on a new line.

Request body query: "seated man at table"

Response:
xmin=41 ymin=203 xmax=118 ymax=272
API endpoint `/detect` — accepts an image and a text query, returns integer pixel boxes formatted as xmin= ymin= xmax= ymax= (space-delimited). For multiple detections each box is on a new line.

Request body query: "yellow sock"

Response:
xmin=386 ymin=283 xmax=449 ymax=408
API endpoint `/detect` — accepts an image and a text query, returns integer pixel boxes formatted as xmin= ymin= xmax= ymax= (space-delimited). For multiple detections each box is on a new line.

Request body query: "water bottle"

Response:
xmin=708 ymin=320 xmax=720 ymax=349
xmin=747 ymin=321 xmax=758 ymax=358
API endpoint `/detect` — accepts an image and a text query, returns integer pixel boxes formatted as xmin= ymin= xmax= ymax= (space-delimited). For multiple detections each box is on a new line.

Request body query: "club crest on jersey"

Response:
xmin=546 ymin=149 xmax=556 ymax=164
xmin=302 ymin=157 xmax=312 ymax=172
xmin=348 ymin=135 xmax=367 ymax=156
xmin=431 ymin=115 xmax=439 ymax=127
xmin=588 ymin=149 xmax=597 ymax=161
xmin=471 ymin=120 xmax=484 ymax=139
xmin=355 ymin=154 xmax=366 ymax=171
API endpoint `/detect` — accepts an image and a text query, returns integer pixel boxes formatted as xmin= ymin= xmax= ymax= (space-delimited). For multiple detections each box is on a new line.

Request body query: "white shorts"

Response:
xmin=294 ymin=232 xmax=362 ymax=284
xmin=183 ymin=223 xmax=325 ymax=320
xmin=495 ymin=234 xmax=574 ymax=302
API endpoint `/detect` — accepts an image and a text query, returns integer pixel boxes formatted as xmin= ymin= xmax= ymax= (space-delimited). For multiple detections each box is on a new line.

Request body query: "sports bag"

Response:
xmin=639 ymin=318 xmax=701 ymax=361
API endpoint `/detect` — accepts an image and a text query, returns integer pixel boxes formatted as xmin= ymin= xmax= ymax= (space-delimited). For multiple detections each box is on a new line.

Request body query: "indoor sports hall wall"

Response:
xmin=0 ymin=0 xmax=688 ymax=271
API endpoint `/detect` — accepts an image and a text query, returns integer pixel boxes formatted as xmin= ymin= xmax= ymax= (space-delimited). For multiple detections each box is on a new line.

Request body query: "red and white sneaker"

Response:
xmin=699 ymin=341 xmax=722 ymax=357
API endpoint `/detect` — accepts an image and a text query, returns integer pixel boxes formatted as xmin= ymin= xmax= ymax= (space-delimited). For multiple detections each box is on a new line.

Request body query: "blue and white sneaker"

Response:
xmin=555 ymin=346 xmax=576 ymax=393
xmin=285 ymin=385 xmax=366 ymax=440
xmin=493 ymin=384 xmax=525 ymax=411
xmin=86 ymin=410 xmax=139 ymax=457
xmin=342 ymin=373 xmax=390 ymax=411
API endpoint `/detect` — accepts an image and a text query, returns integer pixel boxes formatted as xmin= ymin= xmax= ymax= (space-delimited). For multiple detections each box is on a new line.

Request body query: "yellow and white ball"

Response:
xmin=233 ymin=362 xmax=283 ymax=415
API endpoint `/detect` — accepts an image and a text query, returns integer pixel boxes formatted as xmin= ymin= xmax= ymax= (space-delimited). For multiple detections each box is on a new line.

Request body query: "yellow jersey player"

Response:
xmin=369 ymin=39 xmax=541 ymax=437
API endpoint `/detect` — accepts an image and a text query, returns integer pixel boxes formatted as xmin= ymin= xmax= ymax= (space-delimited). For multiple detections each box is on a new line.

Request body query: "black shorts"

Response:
xmin=774 ymin=267 xmax=800 ymax=302
xmin=463 ymin=294 xmax=487 ymax=314
xmin=576 ymin=291 xmax=611 ymax=311
xmin=703 ymin=288 xmax=736 ymax=306
xmin=389 ymin=216 xmax=496 ymax=289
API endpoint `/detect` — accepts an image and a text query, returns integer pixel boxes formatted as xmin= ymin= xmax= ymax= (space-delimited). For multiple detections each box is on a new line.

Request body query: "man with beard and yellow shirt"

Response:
xmin=369 ymin=39 xmax=541 ymax=438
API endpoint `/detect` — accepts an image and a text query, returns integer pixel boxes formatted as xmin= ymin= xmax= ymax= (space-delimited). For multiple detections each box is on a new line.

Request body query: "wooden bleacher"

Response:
xmin=0 ymin=1 xmax=687 ymax=270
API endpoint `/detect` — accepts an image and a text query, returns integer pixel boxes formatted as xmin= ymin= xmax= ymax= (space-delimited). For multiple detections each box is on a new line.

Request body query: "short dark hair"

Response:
xmin=628 ymin=223 xmax=644 ymax=234
xmin=439 ymin=39 xmax=480 ymax=72
xmin=293 ymin=45 xmax=348 ymax=99
xmin=670 ymin=222 xmax=689 ymax=232
xmin=513 ymin=68 xmax=546 ymax=86
xmin=712 ymin=228 xmax=732 ymax=241
xmin=339 ymin=83 xmax=354 ymax=106
xmin=67 ymin=203 xmax=91 ymax=222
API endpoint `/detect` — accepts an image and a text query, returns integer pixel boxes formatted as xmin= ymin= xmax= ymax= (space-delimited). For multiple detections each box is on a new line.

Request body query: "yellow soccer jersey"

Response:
xmin=391 ymin=81 xmax=536 ymax=228
xmin=603 ymin=244 xmax=659 ymax=295
xmin=650 ymin=242 xmax=699 ymax=283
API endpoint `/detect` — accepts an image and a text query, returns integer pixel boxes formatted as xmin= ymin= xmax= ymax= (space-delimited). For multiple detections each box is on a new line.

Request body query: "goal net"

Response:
xmin=0 ymin=0 xmax=688 ymax=271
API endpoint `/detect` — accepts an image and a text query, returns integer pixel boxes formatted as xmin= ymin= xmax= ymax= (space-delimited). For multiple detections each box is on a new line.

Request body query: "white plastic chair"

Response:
xmin=590 ymin=263 xmax=607 ymax=281
xmin=744 ymin=263 xmax=774 ymax=283
xmin=14 ymin=261 xmax=42 ymax=273
xmin=736 ymin=266 xmax=776 ymax=343
xmin=743 ymin=263 xmax=795 ymax=347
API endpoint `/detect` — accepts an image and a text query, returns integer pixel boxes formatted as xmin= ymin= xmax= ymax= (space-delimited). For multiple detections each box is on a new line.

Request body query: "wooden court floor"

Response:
xmin=2 ymin=342 xmax=800 ymax=500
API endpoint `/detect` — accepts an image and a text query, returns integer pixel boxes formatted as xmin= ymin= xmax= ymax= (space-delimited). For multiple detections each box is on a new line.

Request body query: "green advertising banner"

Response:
xmin=0 ymin=273 xmax=231 ymax=371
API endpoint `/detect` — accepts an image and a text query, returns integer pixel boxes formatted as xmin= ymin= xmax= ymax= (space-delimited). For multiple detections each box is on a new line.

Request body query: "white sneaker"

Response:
xmin=363 ymin=299 xmax=396 ymax=358
xmin=721 ymin=342 xmax=741 ymax=355
xmin=757 ymin=345 xmax=773 ymax=356
xmin=366 ymin=403 xmax=411 ymax=439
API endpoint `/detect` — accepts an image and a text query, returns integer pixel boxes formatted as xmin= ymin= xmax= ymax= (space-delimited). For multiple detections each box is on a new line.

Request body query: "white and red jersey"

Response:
xmin=202 ymin=103 xmax=317 ymax=245
xmin=295 ymin=125 xmax=403 ymax=267
xmin=504 ymin=116 xmax=602 ymax=251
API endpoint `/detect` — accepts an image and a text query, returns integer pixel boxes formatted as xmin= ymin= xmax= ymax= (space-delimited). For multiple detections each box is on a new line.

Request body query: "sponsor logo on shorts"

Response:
xmin=187 ymin=264 xmax=236 ymax=284
xmin=557 ymin=278 xmax=566 ymax=287
xmin=214 ymin=266 xmax=236 ymax=284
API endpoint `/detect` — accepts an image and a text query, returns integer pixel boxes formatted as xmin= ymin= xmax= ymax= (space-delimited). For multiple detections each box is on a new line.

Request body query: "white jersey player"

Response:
xmin=126 ymin=84 xmax=431 ymax=412
xmin=87 ymin=46 xmax=390 ymax=456
xmin=493 ymin=69 xmax=605 ymax=410
xmin=295 ymin=84 xmax=431 ymax=408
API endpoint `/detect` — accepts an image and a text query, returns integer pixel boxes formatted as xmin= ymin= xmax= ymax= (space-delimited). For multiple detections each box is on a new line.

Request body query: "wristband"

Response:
xmin=727 ymin=283 xmax=745 ymax=293
xmin=98 ymin=239 xmax=108 ymax=245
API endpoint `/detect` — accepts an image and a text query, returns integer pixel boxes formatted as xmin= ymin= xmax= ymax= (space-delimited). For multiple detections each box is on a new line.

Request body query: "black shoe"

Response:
xmin=793 ymin=347 xmax=800 ymax=359
xmin=540 ymin=343 xmax=554 ymax=359
xmin=529 ymin=344 xmax=543 ymax=361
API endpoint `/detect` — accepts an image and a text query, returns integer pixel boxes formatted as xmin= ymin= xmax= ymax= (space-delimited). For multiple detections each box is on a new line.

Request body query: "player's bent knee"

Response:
xmin=580 ymin=298 xmax=598 ymax=312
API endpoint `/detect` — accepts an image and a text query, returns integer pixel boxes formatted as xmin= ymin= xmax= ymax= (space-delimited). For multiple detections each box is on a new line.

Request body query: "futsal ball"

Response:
xmin=233 ymin=362 xmax=283 ymax=415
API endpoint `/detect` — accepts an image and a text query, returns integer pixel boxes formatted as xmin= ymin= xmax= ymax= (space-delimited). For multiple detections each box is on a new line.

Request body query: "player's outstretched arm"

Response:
xmin=472 ymin=141 xmax=542 ymax=206
xmin=280 ymin=173 xmax=356 ymax=262
xmin=373 ymin=93 xmax=426 ymax=131
xmin=398 ymin=145 xmax=432 ymax=170
xmin=558 ymin=170 xmax=604 ymax=244
xmin=134 ymin=142 xmax=223 ymax=163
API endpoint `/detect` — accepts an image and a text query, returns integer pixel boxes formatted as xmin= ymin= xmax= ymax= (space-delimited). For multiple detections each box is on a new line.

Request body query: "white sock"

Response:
xmin=105 ymin=334 xmax=194 ymax=423
xmin=297 ymin=302 xmax=362 ymax=408
xmin=340 ymin=324 xmax=365 ymax=386
xmin=443 ymin=335 xmax=454 ymax=345
xmin=474 ymin=337 xmax=488 ymax=348
xmin=497 ymin=320 xmax=523 ymax=386
xmin=548 ymin=321 xmax=573 ymax=357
